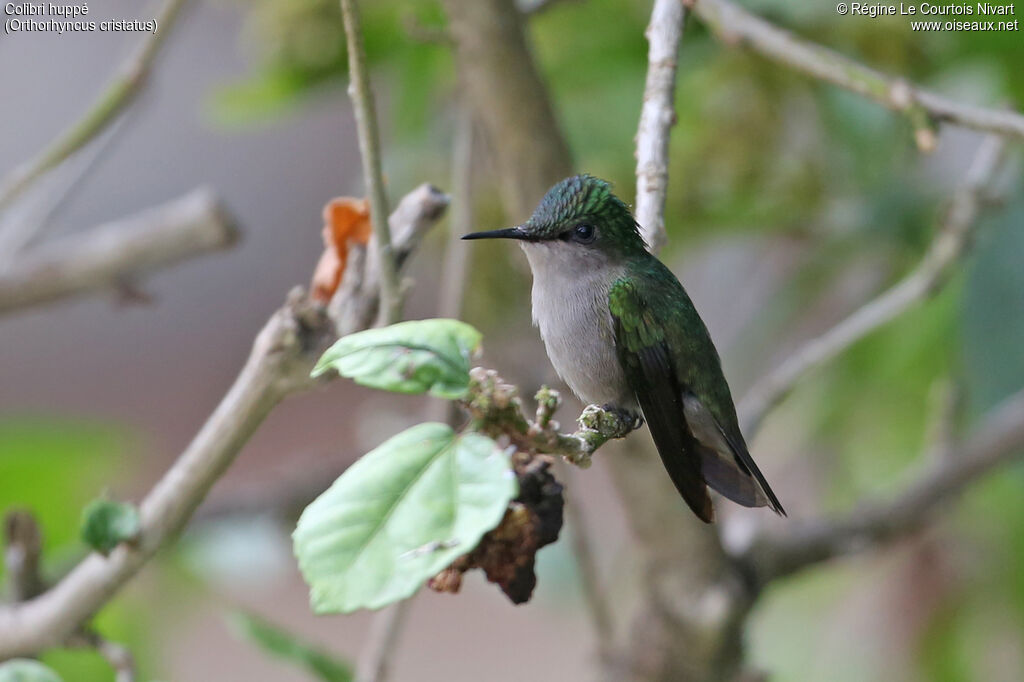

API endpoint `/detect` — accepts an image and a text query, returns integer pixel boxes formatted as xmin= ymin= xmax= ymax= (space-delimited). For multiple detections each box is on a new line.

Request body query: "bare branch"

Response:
xmin=634 ymin=0 xmax=687 ymax=252
xmin=0 ymin=189 xmax=239 ymax=315
xmin=339 ymin=0 xmax=401 ymax=325
xmin=739 ymin=135 xmax=1006 ymax=435
xmin=0 ymin=115 xmax=131 ymax=264
xmin=330 ymin=184 xmax=450 ymax=334
xmin=355 ymin=600 xmax=412 ymax=682
xmin=693 ymin=0 xmax=1024 ymax=143
xmin=738 ymin=389 xmax=1024 ymax=585
xmin=0 ymin=0 xmax=189 ymax=213
xmin=437 ymin=109 xmax=476 ymax=322
xmin=0 ymin=186 xmax=445 ymax=659
xmin=440 ymin=0 xmax=573 ymax=217
xmin=0 ymin=292 xmax=327 ymax=658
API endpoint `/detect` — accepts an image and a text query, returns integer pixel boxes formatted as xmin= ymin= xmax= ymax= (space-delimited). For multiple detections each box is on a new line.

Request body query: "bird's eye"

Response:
xmin=573 ymin=223 xmax=596 ymax=243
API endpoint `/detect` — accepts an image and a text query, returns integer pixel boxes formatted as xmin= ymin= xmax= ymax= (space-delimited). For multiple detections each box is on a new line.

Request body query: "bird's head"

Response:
xmin=463 ymin=175 xmax=647 ymax=261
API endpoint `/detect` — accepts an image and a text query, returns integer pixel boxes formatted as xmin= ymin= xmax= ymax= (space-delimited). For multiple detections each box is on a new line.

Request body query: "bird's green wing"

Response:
xmin=609 ymin=278 xmax=714 ymax=522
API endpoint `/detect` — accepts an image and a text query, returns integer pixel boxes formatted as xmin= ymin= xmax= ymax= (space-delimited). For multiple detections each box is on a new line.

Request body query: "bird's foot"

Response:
xmin=601 ymin=404 xmax=644 ymax=431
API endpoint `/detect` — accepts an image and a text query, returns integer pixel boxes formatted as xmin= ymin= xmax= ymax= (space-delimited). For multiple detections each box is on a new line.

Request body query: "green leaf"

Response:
xmin=0 ymin=660 xmax=64 ymax=682
xmin=227 ymin=612 xmax=352 ymax=682
xmin=80 ymin=498 xmax=141 ymax=556
xmin=311 ymin=319 xmax=482 ymax=399
xmin=293 ymin=423 xmax=515 ymax=613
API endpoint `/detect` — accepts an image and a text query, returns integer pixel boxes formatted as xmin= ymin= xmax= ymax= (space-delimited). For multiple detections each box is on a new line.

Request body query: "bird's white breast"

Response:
xmin=521 ymin=243 xmax=636 ymax=408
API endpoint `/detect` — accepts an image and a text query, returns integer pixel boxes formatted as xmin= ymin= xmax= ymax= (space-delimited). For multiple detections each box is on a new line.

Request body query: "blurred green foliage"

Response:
xmin=3 ymin=0 xmax=1018 ymax=679
xmin=0 ymin=420 xmax=154 ymax=681
xmin=0 ymin=419 xmax=128 ymax=578
xmin=228 ymin=612 xmax=352 ymax=681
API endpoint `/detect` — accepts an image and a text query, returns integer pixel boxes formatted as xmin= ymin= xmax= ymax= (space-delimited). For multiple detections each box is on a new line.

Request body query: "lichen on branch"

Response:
xmin=461 ymin=367 xmax=638 ymax=468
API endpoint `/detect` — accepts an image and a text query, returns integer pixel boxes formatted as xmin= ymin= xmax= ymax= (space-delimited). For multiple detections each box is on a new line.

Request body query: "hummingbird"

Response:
xmin=463 ymin=174 xmax=784 ymax=522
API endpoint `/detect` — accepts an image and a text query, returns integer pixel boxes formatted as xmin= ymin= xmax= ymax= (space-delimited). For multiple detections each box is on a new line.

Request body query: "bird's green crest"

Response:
xmin=520 ymin=175 xmax=648 ymax=253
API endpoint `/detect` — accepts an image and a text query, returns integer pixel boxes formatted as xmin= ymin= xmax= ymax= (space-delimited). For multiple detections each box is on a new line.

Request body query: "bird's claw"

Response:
xmin=578 ymin=404 xmax=643 ymax=438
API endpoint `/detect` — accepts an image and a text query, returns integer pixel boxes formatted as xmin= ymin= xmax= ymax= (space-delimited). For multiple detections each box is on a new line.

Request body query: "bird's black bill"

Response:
xmin=462 ymin=227 xmax=530 ymax=241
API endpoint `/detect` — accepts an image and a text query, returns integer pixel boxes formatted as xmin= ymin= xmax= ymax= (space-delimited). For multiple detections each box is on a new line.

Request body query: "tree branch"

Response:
xmin=329 ymin=183 xmax=450 ymax=335
xmin=0 ymin=0 xmax=189 ymax=214
xmin=66 ymin=630 xmax=137 ymax=682
xmin=4 ymin=512 xmax=44 ymax=604
xmin=693 ymin=0 xmax=1024 ymax=143
xmin=739 ymin=134 xmax=1007 ymax=436
xmin=737 ymin=389 xmax=1024 ymax=586
xmin=0 ymin=187 xmax=447 ymax=660
xmin=440 ymin=0 xmax=573 ymax=217
xmin=339 ymin=0 xmax=401 ymax=326
xmin=0 ymin=189 xmax=239 ymax=315
xmin=354 ymin=600 xmax=411 ymax=682
xmin=634 ymin=0 xmax=687 ymax=252
xmin=463 ymin=369 xmax=639 ymax=467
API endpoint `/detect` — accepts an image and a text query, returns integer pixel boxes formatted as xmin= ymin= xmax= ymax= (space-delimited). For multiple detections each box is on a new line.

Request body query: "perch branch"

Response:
xmin=0 ymin=189 xmax=239 ymax=315
xmin=739 ymin=134 xmax=1006 ymax=435
xmin=0 ymin=0 xmax=189 ymax=213
xmin=0 ymin=187 xmax=447 ymax=660
xmin=463 ymin=369 xmax=639 ymax=468
xmin=739 ymin=388 xmax=1024 ymax=585
xmin=693 ymin=0 xmax=1024 ymax=143
xmin=339 ymin=0 xmax=401 ymax=325
xmin=634 ymin=0 xmax=687 ymax=252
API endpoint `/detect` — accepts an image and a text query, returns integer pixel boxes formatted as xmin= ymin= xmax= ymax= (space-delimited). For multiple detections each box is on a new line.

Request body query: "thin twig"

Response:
xmin=922 ymin=377 xmax=962 ymax=463
xmin=4 ymin=512 xmax=45 ymax=604
xmin=437 ymin=108 xmax=475 ymax=321
xmin=0 ymin=115 xmax=132 ymax=266
xmin=0 ymin=189 xmax=238 ymax=315
xmin=0 ymin=0 xmax=189 ymax=214
xmin=356 ymin=119 xmax=470 ymax=677
xmin=737 ymin=388 xmax=1024 ymax=586
xmin=66 ymin=630 xmax=137 ymax=682
xmin=339 ymin=0 xmax=402 ymax=326
xmin=739 ymin=134 xmax=1006 ymax=436
xmin=694 ymin=0 xmax=1024 ymax=143
xmin=427 ymin=107 xmax=476 ymax=426
xmin=0 ymin=187 xmax=447 ymax=659
xmin=634 ymin=0 xmax=687 ymax=252
xmin=330 ymin=184 xmax=450 ymax=334
xmin=354 ymin=600 xmax=412 ymax=682
xmin=557 ymin=463 xmax=615 ymax=655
